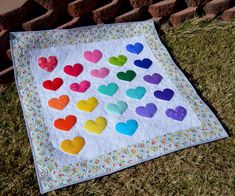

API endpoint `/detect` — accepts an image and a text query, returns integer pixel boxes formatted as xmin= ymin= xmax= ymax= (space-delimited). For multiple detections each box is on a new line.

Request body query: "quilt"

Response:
xmin=10 ymin=20 xmax=228 ymax=193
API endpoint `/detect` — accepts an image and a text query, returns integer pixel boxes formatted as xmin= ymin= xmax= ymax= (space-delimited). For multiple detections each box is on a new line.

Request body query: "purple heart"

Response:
xmin=143 ymin=73 xmax=162 ymax=85
xmin=165 ymin=106 xmax=187 ymax=121
xmin=154 ymin=88 xmax=174 ymax=101
xmin=135 ymin=103 xmax=157 ymax=118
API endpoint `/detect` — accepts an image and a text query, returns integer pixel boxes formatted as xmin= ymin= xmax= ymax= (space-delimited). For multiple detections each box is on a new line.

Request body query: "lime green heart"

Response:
xmin=108 ymin=55 xmax=127 ymax=66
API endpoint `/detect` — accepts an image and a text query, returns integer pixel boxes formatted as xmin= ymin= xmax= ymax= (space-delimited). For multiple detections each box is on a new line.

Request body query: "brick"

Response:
xmin=148 ymin=0 xmax=184 ymax=17
xmin=115 ymin=7 xmax=149 ymax=22
xmin=221 ymin=7 xmax=235 ymax=20
xmin=93 ymin=0 xmax=122 ymax=24
xmin=57 ymin=17 xmax=82 ymax=29
xmin=129 ymin=0 xmax=159 ymax=8
xmin=152 ymin=16 xmax=164 ymax=24
xmin=0 ymin=30 xmax=9 ymax=65
xmin=6 ymin=49 xmax=12 ymax=61
xmin=22 ymin=10 xmax=58 ymax=30
xmin=204 ymin=13 xmax=217 ymax=19
xmin=170 ymin=7 xmax=197 ymax=26
xmin=68 ymin=0 xmax=100 ymax=17
xmin=203 ymin=0 xmax=233 ymax=15
xmin=0 ymin=0 xmax=39 ymax=30
xmin=0 ymin=30 xmax=9 ymax=50
xmin=185 ymin=0 xmax=211 ymax=7
xmin=33 ymin=0 xmax=69 ymax=10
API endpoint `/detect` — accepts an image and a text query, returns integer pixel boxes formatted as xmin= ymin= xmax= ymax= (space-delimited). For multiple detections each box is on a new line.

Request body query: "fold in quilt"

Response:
xmin=10 ymin=20 xmax=228 ymax=193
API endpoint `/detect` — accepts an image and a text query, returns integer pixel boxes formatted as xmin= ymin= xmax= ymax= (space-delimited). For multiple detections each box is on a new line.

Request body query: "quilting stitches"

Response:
xmin=11 ymin=20 xmax=228 ymax=193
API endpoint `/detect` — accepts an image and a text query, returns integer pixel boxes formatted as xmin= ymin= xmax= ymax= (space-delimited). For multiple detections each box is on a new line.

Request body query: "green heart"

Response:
xmin=117 ymin=70 xmax=136 ymax=82
xmin=109 ymin=55 xmax=127 ymax=66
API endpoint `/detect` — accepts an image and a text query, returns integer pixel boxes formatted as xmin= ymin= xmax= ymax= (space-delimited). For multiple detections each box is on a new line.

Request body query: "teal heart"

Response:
xmin=106 ymin=101 xmax=127 ymax=115
xmin=115 ymin=119 xmax=138 ymax=136
xmin=126 ymin=86 xmax=146 ymax=100
xmin=98 ymin=82 xmax=119 ymax=96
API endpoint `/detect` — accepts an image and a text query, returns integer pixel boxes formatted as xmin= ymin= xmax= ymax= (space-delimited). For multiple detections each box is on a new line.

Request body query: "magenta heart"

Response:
xmin=143 ymin=73 xmax=162 ymax=85
xmin=64 ymin=63 xmax=83 ymax=77
xmin=90 ymin=67 xmax=109 ymax=78
xmin=135 ymin=103 xmax=157 ymax=118
xmin=83 ymin=50 xmax=102 ymax=63
xmin=165 ymin=106 xmax=187 ymax=121
xmin=70 ymin=80 xmax=90 ymax=92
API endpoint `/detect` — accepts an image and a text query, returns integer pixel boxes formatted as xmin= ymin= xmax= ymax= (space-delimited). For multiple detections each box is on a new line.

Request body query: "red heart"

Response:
xmin=64 ymin=63 xmax=83 ymax=77
xmin=38 ymin=56 xmax=57 ymax=72
xmin=43 ymin=78 xmax=63 ymax=91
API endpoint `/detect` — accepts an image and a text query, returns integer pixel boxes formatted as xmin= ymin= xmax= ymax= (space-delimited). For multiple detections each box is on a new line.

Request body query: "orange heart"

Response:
xmin=54 ymin=115 xmax=76 ymax=131
xmin=48 ymin=95 xmax=70 ymax=110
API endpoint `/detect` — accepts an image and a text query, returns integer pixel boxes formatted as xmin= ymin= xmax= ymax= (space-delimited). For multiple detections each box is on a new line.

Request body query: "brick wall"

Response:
xmin=0 ymin=0 xmax=234 ymax=80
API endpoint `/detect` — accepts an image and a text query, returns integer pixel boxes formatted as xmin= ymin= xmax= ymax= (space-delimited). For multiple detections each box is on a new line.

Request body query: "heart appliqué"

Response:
xmin=109 ymin=55 xmax=127 ymax=66
xmin=117 ymin=70 xmax=136 ymax=82
xmin=38 ymin=56 xmax=57 ymax=72
xmin=154 ymin=88 xmax=174 ymax=101
xmin=106 ymin=101 xmax=128 ymax=115
xmin=70 ymin=80 xmax=90 ymax=93
xmin=84 ymin=50 xmax=102 ymax=63
xmin=42 ymin=77 xmax=63 ymax=91
xmin=143 ymin=73 xmax=162 ymax=85
xmin=84 ymin=116 xmax=107 ymax=134
xmin=76 ymin=97 xmax=98 ymax=112
xmin=64 ymin=63 xmax=83 ymax=77
xmin=90 ymin=67 xmax=109 ymax=78
xmin=136 ymin=103 xmax=157 ymax=118
xmin=48 ymin=95 xmax=69 ymax=110
xmin=98 ymin=83 xmax=119 ymax=96
xmin=134 ymin=58 xmax=152 ymax=69
xmin=126 ymin=42 xmax=143 ymax=54
xmin=115 ymin=119 xmax=138 ymax=136
xmin=165 ymin=106 xmax=187 ymax=121
xmin=54 ymin=115 xmax=77 ymax=131
xmin=126 ymin=86 xmax=146 ymax=100
xmin=60 ymin=136 xmax=85 ymax=155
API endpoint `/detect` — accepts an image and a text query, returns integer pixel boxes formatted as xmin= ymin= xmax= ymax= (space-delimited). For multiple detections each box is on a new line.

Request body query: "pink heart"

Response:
xmin=70 ymin=80 xmax=91 ymax=93
xmin=90 ymin=67 xmax=109 ymax=78
xmin=38 ymin=56 xmax=57 ymax=72
xmin=83 ymin=50 xmax=102 ymax=63
xmin=64 ymin=63 xmax=83 ymax=77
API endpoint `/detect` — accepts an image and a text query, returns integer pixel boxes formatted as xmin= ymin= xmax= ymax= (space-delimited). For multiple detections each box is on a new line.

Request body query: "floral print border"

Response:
xmin=10 ymin=20 xmax=228 ymax=193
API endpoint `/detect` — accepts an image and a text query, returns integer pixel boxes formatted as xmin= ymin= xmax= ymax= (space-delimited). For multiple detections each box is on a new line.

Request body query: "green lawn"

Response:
xmin=0 ymin=19 xmax=234 ymax=195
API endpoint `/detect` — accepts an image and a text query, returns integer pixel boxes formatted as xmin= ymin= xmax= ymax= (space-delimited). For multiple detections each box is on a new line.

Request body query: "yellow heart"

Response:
xmin=59 ymin=136 xmax=85 ymax=155
xmin=76 ymin=97 xmax=98 ymax=112
xmin=84 ymin=116 xmax=107 ymax=134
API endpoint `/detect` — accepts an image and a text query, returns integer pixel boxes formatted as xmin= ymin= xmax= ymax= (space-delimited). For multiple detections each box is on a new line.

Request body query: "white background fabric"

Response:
xmin=30 ymin=36 xmax=200 ymax=163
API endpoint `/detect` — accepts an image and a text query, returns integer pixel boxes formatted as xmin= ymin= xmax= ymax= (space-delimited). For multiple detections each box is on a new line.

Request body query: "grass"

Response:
xmin=0 ymin=18 xmax=235 ymax=195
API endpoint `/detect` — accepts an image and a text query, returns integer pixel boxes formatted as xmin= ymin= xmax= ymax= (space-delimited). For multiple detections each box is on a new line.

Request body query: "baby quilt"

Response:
xmin=10 ymin=20 xmax=228 ymax=193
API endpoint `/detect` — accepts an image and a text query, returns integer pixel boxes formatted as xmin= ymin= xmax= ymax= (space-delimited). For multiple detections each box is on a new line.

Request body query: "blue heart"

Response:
xmin=126 ymin=86 xmax=146 ymax=100
xmin=126 ymin=43 xmax=143 ymax=54
xmin=115 ymin=119 xmax=138 ymax=136
xmin=134 ymin=58 xmax=152 ymax=69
